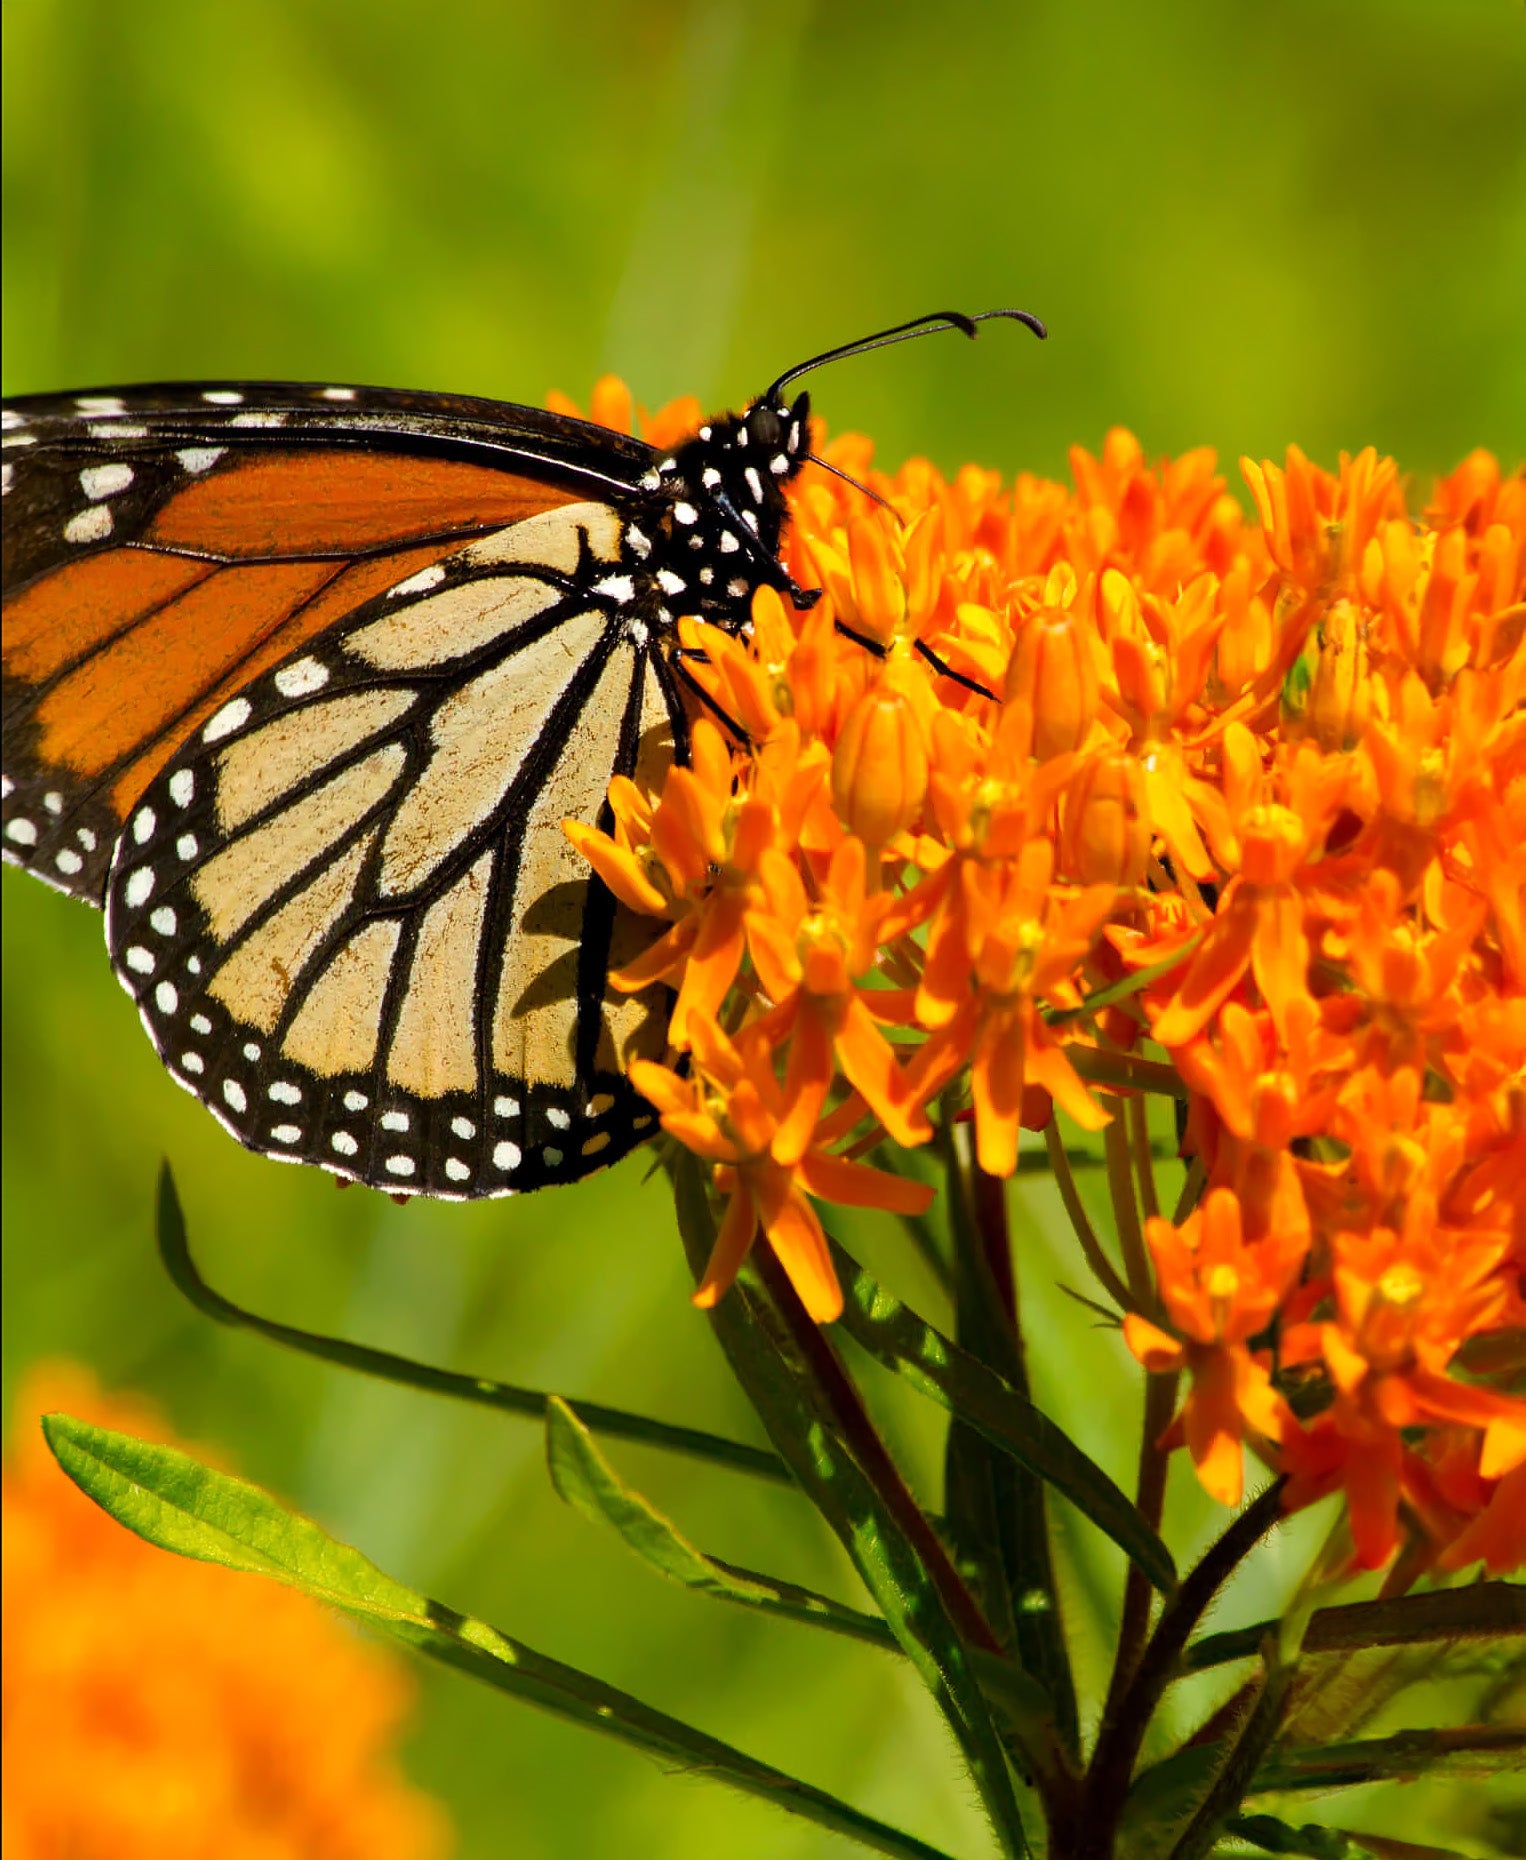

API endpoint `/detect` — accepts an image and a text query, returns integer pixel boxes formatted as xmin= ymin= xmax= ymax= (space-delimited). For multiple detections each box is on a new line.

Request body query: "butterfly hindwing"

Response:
xmin=101 ymin=498 xmax=680 ymax=1196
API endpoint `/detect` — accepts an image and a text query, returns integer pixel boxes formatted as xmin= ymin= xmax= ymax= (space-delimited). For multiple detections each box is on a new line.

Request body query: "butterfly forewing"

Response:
xmin=2 ymin=382 xmax=651 ymax=905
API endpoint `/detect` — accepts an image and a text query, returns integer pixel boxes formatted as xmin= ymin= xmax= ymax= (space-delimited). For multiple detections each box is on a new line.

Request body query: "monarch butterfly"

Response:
xmin=2 ymin=308 xmax=1045 ymax=1199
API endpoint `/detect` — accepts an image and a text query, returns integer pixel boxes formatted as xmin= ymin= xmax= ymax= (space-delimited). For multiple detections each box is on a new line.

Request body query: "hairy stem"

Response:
xmin=1076 ymin=1481 xmax=1286 ymax=1856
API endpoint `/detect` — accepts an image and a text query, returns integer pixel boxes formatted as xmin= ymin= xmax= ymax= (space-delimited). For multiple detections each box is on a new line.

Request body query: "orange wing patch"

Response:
xmin=31 ymin=561 xmax=339 ymax=783
xmin=4 ymin=552 xmax=214 ymax=683
xmin=148 ymin=452 xmax=581 ymax=556
xmin=106 ymin=541 xmax=472 ymax=818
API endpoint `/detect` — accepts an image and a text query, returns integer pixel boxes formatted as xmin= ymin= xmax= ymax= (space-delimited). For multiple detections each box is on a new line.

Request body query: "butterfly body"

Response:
xmin=3 ymin=376 xmax=813 ymax=1196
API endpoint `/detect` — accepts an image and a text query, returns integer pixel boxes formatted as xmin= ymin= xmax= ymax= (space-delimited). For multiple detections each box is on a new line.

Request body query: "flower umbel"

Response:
xmin=564 ymin=382 xmax=1525 ymax=1576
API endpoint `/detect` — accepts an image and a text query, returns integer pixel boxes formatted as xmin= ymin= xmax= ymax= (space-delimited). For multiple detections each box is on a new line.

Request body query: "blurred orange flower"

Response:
xmin=2 ymin=1362 xmax=451 ymax=1860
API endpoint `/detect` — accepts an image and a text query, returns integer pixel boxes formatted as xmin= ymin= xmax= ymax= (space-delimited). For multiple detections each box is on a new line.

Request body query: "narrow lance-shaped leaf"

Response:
xmin=825 ymin=1228 xmax=1176 ymax=1593
xmin=43 ymin=1414 xmax=960 ymax=1860
xmin=545 ymin=1395 xmax=1061 ymax=1771
xmin=1183 ymin=1582 xmax=1526 ymax=1672
xmin=154 ymin=1161 xmax=790 ymax=1487
xmin=1250 ymin=1726 xmax=1526 ymax=1796
xmin=545 ymin=1396 xmax=898 ymax=1653
xmin=671 ymin=1155 xmax=1033 ymax=1859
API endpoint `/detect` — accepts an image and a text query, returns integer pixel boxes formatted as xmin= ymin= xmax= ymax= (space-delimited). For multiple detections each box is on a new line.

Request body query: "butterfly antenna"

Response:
xmin=765 ymin=306 xmax=1047 ymax=402
xmin=804 ymin=451 xmax=902 ymax=524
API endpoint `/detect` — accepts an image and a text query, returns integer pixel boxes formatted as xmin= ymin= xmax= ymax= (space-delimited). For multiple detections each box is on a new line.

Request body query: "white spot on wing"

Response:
xmin=132 ymin=806 xmax=156 ymax=844
xmin=54 ymin=848 xmax=83 ymax=875
xmin=203 ymin=697 xmax=252 ymax=743
xmin=344 ymin=1089 xmax=368 ymax=1112
xmin=177 ymin=447 xmax=225 ymax=474
xmin=274 ymin=657 xmax=329 ymax=698
xmin=385 ymin=1154 xmax=416 ymax=1177
xmin=269 ymin=1081 xmax=302 ymax=1105
xmin=123 ymin=867 xmax=155 ymax=908
xmin=331 ymin=1131 xmax=359 ymax=1156
xmin=222 ymin=1079 xmax=248 ymax=1113
xmin=229 ymin=411 xmax=286 ymax=428
xmin=390 ymin=564 xmax=447 ymax=598
xmin=169 ymin=769 xmax=195 ymax=807
xmin=155 ymin=981 xmax=178 ymax=1015
xmin=321 ymin=387 xmax=357 ymax=400
xmin=451 ymin=1116 xmax=476 ymax=1139
xmin=271 ymin=1124 xmax=302 ymax=1144
xmin=181 ymin=1051 xmax=205 ymax=1074
xmin=150 ymin=905 xmax=177 ymax=935
xmin=445 ymin=1158 xmax=471 ymax=1182
xmin=190 ymin=1014 xmax=213 ymax=1035
xmin=75 ymin=396 xmax=126 ymax=415
xmin=494 ymin=1095 xmax=520 ymax=1118
xmin=124 ymin=945 xmax=154 ymax=975
xmin=80 ymin=463 xmax=133 ymax=500
xmin=381 ymin=1110 xmax=410 ymax=1133
xmin=546 ymin=1107 xmax=571 ymax=1130
xmin=202 ymin=391 xmax=244 ymax=405
xmin=493 ymin=1140 xmax=522 ymax=1170
xmin=64 ymin=505 xmax=113 ymax=545
xmin=176 ymin=833 xmax=199 ymax=860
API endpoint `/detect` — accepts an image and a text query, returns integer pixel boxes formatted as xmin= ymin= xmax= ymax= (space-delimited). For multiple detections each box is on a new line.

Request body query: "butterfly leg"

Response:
xmin=670 ymin=646 xmax=753 ymax=749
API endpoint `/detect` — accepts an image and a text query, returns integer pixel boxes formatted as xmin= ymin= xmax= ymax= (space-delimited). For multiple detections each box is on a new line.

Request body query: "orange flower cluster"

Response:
xmin=2 ymin=1362 xmax=451 ymax=1860
xmin=562 ymin=379 xmax=1526 ymax=1574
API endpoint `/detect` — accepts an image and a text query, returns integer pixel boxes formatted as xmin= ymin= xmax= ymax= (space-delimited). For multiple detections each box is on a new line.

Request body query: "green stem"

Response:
xmin=1168 ymin=1656 xmax=1298 ymax=1860
xmin=1077 ymin=1481 xmax=1286 ymax=1856
xmin=753 ymin=1240 xmax=1002 ymax=1655
xmin=1044 ymin=1120 xmax=1132 ymax=1311
xmin=1099 ymin=1365 xmax=1180 ymax=1744
xmin=1126 ymin=1093 xmax=1161 ymax=1224
xmin=1103 ymin=1113 xmax=1152 ymax=1309
xmin=155 ymin=1162 xmax=791 ymax=1488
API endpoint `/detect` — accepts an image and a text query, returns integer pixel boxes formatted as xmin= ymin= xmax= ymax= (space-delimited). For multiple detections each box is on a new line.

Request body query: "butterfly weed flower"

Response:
xmin=570 ymin=387 xmax=1526 ymax=1588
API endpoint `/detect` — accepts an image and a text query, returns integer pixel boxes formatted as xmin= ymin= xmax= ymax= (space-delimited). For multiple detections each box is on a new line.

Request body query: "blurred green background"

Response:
xmin=3 ymin=2 xmax=1523 ymax=1855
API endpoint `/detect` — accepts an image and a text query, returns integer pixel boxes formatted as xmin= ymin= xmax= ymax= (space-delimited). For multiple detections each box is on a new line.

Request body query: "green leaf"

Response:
xmin=1183 ymin=1583 xmax=1526 ymax=1673
xmin=42 ymin=1412 xmax=959 ymax=1860
xmin=825 ymin=1229 xmax=1176 ymax=1593
xmin=671 ymin=1154 xmax=1032 ymax=1858
xmin=933 ymin=1121 xmax=1078 ymax=1752
xmin=1249 ymin=1726 xmax=1526 ymax=1795
xmin=544 ymin=1395 xmax=897 ymax=1653
xmin=1223 ymin=1813 xmax=1355 ymax=1858
xmin=155 ymin=1160 xmax=791 ymax=1487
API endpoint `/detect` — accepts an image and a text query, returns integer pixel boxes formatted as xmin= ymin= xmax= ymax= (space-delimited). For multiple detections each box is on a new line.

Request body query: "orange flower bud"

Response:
xmin=831 ymin=686 xmax=928 ymax=845
xmin=1003 ymin=604 xmax=1100 ymax=761
xmin=1281 ymin=597 xmax=1371 ymax=751
xmin=1062 ymin=751 xmax=1150 ymax=886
